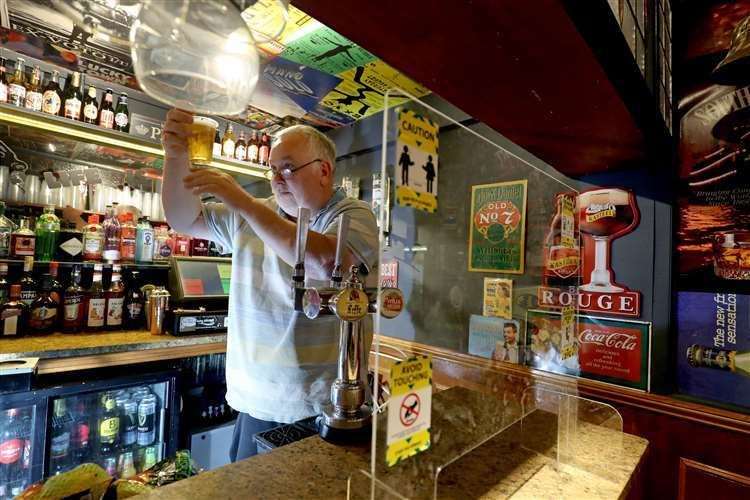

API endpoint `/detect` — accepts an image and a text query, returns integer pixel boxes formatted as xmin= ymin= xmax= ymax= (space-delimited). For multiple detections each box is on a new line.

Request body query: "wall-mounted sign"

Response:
xmin=468 ymin=180 xmax=527 ymax=273
xmin=395 ymin=109 xmax=439 ymax=213
xmin=380 ymin=259 xmax=399 ymax=288
xmin=468 ymin=315 xmax=522 ymax=364
xmin=281 ymin=26 xmax=377 ymax=75
xmin=262 ymin=57 xmax=342 ymax=113
xmin=483 ymin=278 xmax=512 ymax=319
xmin=526 ymin=310 xmax=651 ymax=390
xmin=386 ymin=356 xmax=432 ymax=467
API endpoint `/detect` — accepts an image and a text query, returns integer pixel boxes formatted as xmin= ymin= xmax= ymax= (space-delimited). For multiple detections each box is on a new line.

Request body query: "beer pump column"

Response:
xmin=291 ymin=208 xmax=403 ymax=443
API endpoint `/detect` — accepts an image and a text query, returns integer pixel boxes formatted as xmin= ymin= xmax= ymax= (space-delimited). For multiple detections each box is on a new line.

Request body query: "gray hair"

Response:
xmin=274 ymin=125 xmax=336 ymax=171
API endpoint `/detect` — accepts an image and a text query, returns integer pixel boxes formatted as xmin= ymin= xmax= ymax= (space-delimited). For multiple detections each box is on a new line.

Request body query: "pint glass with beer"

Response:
xmin=187 ymin=116 xmax=218 ymax=165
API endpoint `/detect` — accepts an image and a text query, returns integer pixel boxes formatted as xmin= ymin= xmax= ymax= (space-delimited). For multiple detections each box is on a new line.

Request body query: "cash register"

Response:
xmin=166 ymin=256 xmax=231 ymax=336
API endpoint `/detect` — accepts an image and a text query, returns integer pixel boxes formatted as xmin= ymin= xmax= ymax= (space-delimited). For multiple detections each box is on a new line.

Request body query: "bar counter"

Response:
xmin=0 ymin=330 xmax=227 ymax=374
xmin=142 ymin=387 xmax=648 ymax=500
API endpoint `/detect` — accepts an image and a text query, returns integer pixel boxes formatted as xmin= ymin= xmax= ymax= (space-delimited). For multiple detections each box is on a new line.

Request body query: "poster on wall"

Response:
xmin=676 ymin=291 xmax=750 ymax=409
xmin=394 ymin=109 xmax=439 ymax=213
xmin=537 ymin=188 xmax=642 ymax=317
xmin=526 ymin=310 xmax=651 ymax=390
xmin=468 ymin=315 xmax=522 ymax=364
xmin=482 ymin=277 xmax=512 ymax=319
xmin=468 ymin=180 xmax=527 ymax=273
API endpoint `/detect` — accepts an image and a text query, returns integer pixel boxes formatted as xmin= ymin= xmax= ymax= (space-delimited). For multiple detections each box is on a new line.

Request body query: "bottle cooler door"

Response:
xmin=46 ymin=380 xmax=168 ymax=480
xmin=0 ymin=403 xmax=37 ymax=499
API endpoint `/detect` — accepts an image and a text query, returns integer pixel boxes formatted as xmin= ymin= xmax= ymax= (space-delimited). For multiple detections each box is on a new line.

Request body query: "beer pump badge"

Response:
xmin=386 ymin=355 xmax=432 ymax=467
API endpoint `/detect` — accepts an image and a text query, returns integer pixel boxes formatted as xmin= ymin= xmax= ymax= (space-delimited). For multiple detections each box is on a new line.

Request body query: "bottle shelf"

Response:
xmin=0 ymin=103 xmax=270 ymax=179
xmin=0 ymin=258 xmax=172 ymax=269
xmin=1 ymin=199 xmax=169 ymax=226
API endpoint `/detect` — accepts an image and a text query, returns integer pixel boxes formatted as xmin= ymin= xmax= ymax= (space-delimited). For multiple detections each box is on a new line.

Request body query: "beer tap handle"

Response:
xmin=330 ymin=214 xmax=350 ymax=288
xmin=293 ymin=207 xmax=311 ymax=287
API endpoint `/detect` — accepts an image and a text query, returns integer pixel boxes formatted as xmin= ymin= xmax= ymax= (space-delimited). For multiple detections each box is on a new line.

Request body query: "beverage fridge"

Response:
xmin=0 ymin=370 xmax=179 ymax=498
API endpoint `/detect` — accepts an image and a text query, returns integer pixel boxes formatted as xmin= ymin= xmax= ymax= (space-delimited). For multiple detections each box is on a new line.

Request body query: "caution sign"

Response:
xmin=395 ymin=110 xmax=438 ymax=213
xmin=386 ymin=355 xmax=432 ymax=467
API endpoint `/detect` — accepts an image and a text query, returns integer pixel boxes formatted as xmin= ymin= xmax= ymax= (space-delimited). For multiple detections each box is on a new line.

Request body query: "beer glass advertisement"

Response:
xmin=468 ymin=180 xmax=527 ymax=274
xmin=676 ymin=4 xmax=750 ymax=282
xmin=468 ymin=315 xmax=522 ymax=364
xmin=676 ymin=292 xmax=750 ymax=409
xmin=526 ymin=310 xmax=651 ymax=390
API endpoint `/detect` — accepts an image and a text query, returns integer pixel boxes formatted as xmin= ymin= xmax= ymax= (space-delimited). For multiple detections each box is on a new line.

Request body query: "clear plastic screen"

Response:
xmin=364 ymin=89 xmax=587 ymax=499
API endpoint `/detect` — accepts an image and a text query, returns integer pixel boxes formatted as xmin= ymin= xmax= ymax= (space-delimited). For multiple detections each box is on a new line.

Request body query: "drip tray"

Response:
xmin=253 ymin=416 xmax=319 ymax=454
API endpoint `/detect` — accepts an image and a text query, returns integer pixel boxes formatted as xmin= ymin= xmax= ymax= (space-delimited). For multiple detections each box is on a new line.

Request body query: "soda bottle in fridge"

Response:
xmin=0 ymin=409 xmax=24 ymax=498
xmin=70 ymin=398 xmax=91 ymax=464
xmin=49 ymin=399 xmax=71 ymax=475
xmin=116 ymin=395 xmax=137 ymax=451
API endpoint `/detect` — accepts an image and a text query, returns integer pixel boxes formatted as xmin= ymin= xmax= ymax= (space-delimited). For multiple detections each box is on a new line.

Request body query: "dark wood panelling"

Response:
xmin=678 ymin=458 xmax=750 ymax=500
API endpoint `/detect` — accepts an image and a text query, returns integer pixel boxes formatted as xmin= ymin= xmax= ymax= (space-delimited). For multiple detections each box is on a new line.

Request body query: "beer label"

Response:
xmin=20 ymin=290 xmax=36 ymax=306
xmin=59 ymin=236 xmax=83 ymax=257
xmin=13 ymin=236 xmax=35 ymax=256
xmin=30 ymin=305 xmax=57 ymax=327
xmin=0 ymin=438 xmax=23 ymax=464
xmin=212 ymin=142 xmax=222 ymax=157
xmin=106 ymin=297 xmax=124 ymax=326
xmin=24 ymin=91 xmax=43 ymax=111
xmin=2 ymin=313 xmax=19 ymax=336
xmin=115 ymin=112 xmax=129 ymax=127
xmin=259 ymin=146 xmax=270 ymax=164
xmin=64 ymin=295 xmax=83 ymax=321
xmin=99 ymin=417 xmax=119 ymax=442
xmin=87 ymin=298 xmax=106 ymax=327
xmin=84 ymin=236 xmax=103 ymax=255
xmin=83 ymin=103 xmax=98 ymax=120
xmin=50 ymin=431 xmax=70 ymax=459
xmin=585 ymin=203 xmax=616 ymax=222
xmin=42 ymin=90 xmax=61 ymax=114
xmin=0 ymin=82 xmax=7 ymax=103
xmin=126 ymin=302 xmax=142 ymax=319
xmin=159 ymin=243 xmax=172 ymax=258
xmin=64 ymin=97 xmax=81 ymax=119
xmin=235 ymin=145 xmax=247 ymax=161
xmin=333 ymin=288 xmax=369 ymax=322
xmin=102 ymin=248 xmax=121 ymax=261
xmin=99 ymin=109 xmax=114 ymax=128
xmin=247 ymin=145 xmax=259 ymax=162
xmin=222 ymin=139 xmax=235 ymax=157
xmin=8 ymin=84 xmax=26 ymax=106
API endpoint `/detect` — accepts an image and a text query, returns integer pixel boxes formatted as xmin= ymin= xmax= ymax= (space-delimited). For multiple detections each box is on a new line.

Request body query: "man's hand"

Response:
xmin=183 ymin=168 xmax=254 ymax=211
xmin=162 ymin=109 xmax=193 ymax=158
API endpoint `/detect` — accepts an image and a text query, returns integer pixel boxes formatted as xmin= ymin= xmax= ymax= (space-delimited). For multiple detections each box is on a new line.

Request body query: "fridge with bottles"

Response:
xmin=0 ymin=370 xmax=179 ymax=498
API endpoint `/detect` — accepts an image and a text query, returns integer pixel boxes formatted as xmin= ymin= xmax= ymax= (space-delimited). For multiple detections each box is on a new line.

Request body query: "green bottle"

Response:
xmin=35 ymin=205 xmax=60 ymax=261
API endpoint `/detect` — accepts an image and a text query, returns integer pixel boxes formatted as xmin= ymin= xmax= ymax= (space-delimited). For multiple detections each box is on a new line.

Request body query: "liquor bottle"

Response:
xmin=0 ymin=57 xmax=8 ymax=103
xmin=234 ymin=131 xmax=247 ymax=161
xmin=0 ymin=285 xmax=27 ymax=337
xmin=49 ymin=399 xmax=71 ymax=475
xmin=0 ymin=410 xmax=23 ymax=497
xmin=123 ymin=270 xmax=144 ymax=329
xmin=17 ymin=256 xmax=37 ymax=307
xmin=42 ymin=69 xmax=62 ymax=115
xmin=212 ymin=126 xmax=222 ymax=158
xmin=98 ymin=394 xmax=120 ymax=456
xmin=62 ymin=265 xmax=85 ymax=333
xmin=119 ymin=213 xmax=136 ymax=263
xmin=247 ymin=131 xmax=259 ymax=163
xmin=135 ymin=217 xmax=154 ymax=264
xmin=55 ymin=221 xmax=84 ymax=262
xmin=221 ymin=124 xmax=235 ymax=158
xmin=82 ymin=214 xmax=104 ymax=261
xmin=153 ymin=226 xmax=172 ymax=261
xmin=11 ymin=216 xmax=35 ymax=258
xmin=29 ymin=275 xmax=58 ymax=333
xmin=0 ymin=263 xmax=8 ymax=304
xmin=686 ymin=344 xmax=750 ymax=376
xmin=173 ymin=232 xmax=190 ymax=257
xmin=23 ymin=65 xmax=43 ymax=111
xmin=85 ymin=264 xmax=106 ymax=331
xmin=0 ymin=201 xmax=13 ymax=258
xmin=48 ymin=261 xmax=63 ymax=313
xmin=70 ymin=398 xmax=90 ymax=463
xmin=35 ymin=205 xmax=60 ymax=261
xmin=7 ymin=58 xmax=27 ymax=107
xmin=105 ymin=264 xmax=124 ymax=330
xmin=82 ymin=85 xmax=99 ymax=124
xmin=98 ymin=88 xmax=115 ymax=129
xmin=114 ymin=92 xmax=130 ymax=132
xmin=259 ymin=132 xmax=270 ymax=166
xmin=102 ymin=205 xmax=121 ymax=262
xmin=63 ymin=71 xmax=83 ymax=120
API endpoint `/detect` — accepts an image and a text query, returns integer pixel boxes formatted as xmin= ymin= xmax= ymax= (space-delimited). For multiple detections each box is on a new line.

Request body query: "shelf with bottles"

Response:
xmin=0 ymin=259 xmax=170 ymax=269
xmin=1 ymin=199 xmax=170 ymax=228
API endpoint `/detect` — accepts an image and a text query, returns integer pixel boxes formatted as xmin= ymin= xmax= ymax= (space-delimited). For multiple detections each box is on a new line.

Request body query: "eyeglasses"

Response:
xmin=264 ymin=158 xmax=323 ymax=180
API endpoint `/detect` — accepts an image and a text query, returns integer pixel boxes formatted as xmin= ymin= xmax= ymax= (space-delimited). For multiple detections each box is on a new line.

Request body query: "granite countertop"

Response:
xmin=142 ymin=387 xmax=648 ymax=500
xmin=0 ymin=330 xmax=227 ymax=361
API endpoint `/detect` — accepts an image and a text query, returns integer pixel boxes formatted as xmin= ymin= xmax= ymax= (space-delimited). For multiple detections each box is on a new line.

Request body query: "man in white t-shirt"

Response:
xmin=161 ymin=109 xmax=378 ymax=461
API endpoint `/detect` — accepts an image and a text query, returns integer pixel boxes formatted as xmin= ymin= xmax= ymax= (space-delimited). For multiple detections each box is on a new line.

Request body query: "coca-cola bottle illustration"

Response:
xmin=543 ymin=192 xmax=580 ymax=288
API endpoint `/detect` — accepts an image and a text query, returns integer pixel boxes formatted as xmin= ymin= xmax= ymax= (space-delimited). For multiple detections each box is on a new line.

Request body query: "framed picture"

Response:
xmin=469 ymin=315 xmax=523 ymax=364
xmin=483 ymin=277 xmax=512 ymax=319
xmin=468 ymin=180 xmax=527 ymax=273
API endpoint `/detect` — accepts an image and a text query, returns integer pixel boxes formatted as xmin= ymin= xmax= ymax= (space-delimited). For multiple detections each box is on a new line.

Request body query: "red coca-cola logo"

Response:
xmin=577 ymin=329 xmax=638 ymax=351
xmin=0 ymin=439 xmax=23 ymax=464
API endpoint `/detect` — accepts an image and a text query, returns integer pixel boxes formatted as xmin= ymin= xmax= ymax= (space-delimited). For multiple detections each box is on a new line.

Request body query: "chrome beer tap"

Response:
xmin=291 ymin=208 xmax=404 ymax=442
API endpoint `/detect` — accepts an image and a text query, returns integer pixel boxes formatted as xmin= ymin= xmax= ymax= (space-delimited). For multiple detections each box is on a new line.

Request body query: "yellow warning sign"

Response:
xmin=395 ymin=185 xmax=437 ymax=213
xmin=386 ymin=356 xmax=432 ymax=467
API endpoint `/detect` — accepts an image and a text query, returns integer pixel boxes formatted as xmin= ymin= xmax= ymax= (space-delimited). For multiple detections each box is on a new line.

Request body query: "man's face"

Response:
xmin=268 ymin=132 xmax=327 ymax=217
xmin=504 ymin=326 xmax=517 ymax=345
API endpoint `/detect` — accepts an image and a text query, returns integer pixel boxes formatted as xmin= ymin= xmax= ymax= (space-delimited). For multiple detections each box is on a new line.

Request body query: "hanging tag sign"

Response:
xmin=386 ymin=355 xmax=432 ymax=467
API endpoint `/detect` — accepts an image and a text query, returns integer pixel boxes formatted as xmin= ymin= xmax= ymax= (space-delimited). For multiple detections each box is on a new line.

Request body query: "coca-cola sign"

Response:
xmin=526 ymin=310 xmax=651 ymax=390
